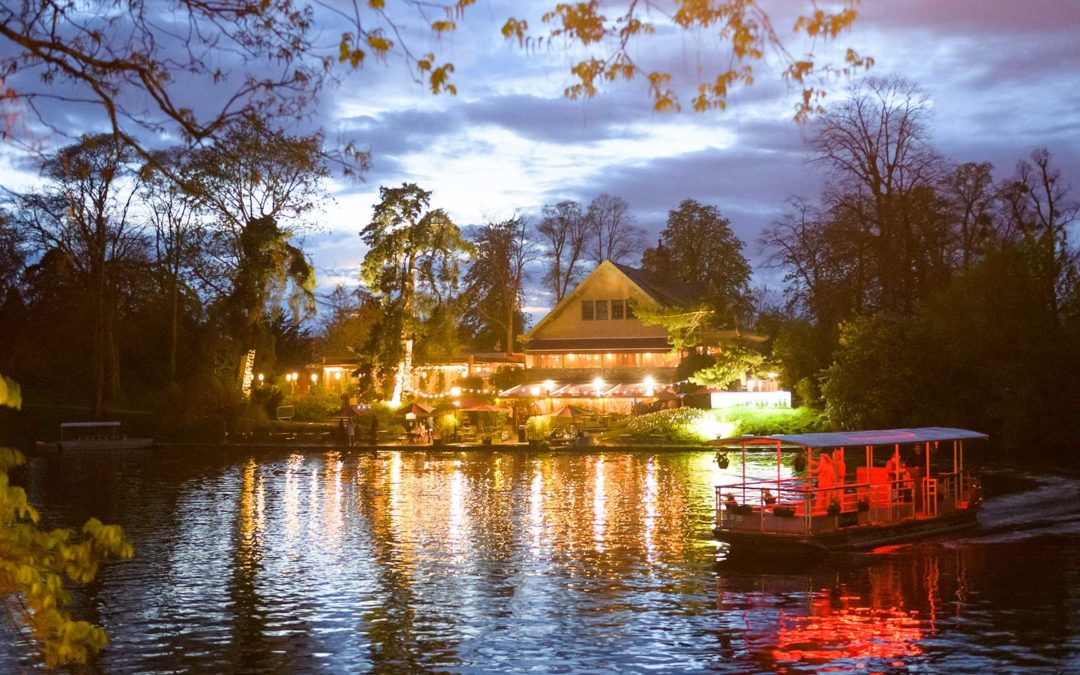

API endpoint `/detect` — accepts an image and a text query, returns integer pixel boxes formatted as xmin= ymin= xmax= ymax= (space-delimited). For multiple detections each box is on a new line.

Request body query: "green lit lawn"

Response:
xmin=717 ymin=406 xmax=826 ymax=436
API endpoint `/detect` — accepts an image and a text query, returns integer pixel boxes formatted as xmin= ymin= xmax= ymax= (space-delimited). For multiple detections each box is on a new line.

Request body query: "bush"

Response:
xmin=436 ymin=413 xmax=459 ymax=440
xmin=525 ymin=415 xmax=552 ymax=440
xmin=624 ymin=408 xmax=737 ymax=443
xmin=610 ymin=406 xmax=827 ymax=444
xmin=289 ymin=387 xmax=343 ymax=421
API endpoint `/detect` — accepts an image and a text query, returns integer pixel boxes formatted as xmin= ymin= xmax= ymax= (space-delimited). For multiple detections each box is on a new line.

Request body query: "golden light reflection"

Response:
xmin=448 ymin=464 xmax=466 ymax=560
xmin=593 ymin=455 xmax=607 ymax=552
xmin=284 ymin=453 xmax=302 ymax=539
xmin=308 ymin=456 xmax=320 ymax=535
xmin=529 ymin=466 xmax=544 ymax=557
xmin=322 ymin=451 xmax=344 ymax=548
xmin=239 ymin=458 xmax=262 ymax=542
xmin=643 ymin=456 xmax=657 ymax=564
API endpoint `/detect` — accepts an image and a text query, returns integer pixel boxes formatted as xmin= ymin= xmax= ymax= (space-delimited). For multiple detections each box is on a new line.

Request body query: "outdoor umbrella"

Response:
xmin=399 ymin=401 xmax=435 ymax=417
xmin=458 ymin=403 xmax=508 ymax=413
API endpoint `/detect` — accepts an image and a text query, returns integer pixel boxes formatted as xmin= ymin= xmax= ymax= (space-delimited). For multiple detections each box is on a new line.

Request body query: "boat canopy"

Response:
xmin=61 ymin=421 xmax=122 ymax=428
xmin=710 ymin=427 xmax=987 ymax=449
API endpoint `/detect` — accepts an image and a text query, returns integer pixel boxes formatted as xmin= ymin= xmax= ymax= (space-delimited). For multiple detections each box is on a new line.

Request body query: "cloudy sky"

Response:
xmin=4 ymin=1 xmax=1080 ymax=321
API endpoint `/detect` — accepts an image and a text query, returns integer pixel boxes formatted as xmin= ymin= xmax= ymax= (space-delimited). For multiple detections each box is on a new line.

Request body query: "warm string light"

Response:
xmin=413 ymin=387 xmax=500 ymax=398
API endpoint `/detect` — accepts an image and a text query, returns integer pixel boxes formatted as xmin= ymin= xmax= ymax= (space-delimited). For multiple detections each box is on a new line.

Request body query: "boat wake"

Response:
xmin=964 ymin=473 xmax=1080 ymax=543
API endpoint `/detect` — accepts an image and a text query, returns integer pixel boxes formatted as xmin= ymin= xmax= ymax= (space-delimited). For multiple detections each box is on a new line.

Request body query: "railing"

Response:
xmin=715 ymin=477 xmax=920 ymax=535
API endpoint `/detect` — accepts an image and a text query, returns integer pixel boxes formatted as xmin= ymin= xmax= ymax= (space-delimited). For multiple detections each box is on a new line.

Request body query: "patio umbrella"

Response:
xmin=399 ymin=401 xmax=434 ymax=417
xmin=458 ymin=403 xmax=508 ymax=413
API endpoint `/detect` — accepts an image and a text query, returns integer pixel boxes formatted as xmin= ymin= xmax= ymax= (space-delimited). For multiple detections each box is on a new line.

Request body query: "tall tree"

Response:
xmin=0 ymin=211 xmax=25 ymax=296
xmin=537 ymin=200 xmax=589 ymax=303
xmin=944 ymin=161 xmax=997 ymax=270
xmin=584 ymin=194 xmax=643 ymax=265
xmin=760 ymin=197 xmax=873 ymax=327
xmin=462 ymin=215 xmax=538 ymax=352
xmin=810 ymin=76 xmax=947 ymax=314
xmin=360 ymin=183 xmax=469 ymax=403
xmin=641 ymin=199 xmax=751 ymax=327
xmin=189 ymin=119 xmax=327 ymax=387
xmin=14 ymin=134 xmax=142 ymax=416
xmin=141 ymin=149 xmax=205 ymax=382
xmin=998 ymin=148 xmax=1080 ymax=325
xmin=317 ymin=285 xmax=383 ymax=362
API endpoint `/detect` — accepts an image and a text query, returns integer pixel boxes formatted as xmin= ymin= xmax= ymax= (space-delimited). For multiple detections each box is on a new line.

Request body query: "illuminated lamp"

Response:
xmin=543 ymin=379 xmax=555 ymax=391
xmin=310 ymin=373 xmax=317 ymax=383
xmin=529 ymin=386 xmax=540 ymax=396
xmin=257 ymin=373 xmax=264 ymax=383
xmin=592 ymin=376 xmax=605 ymax=392
xmin=450 ymin=386 xmax=462 ymax=396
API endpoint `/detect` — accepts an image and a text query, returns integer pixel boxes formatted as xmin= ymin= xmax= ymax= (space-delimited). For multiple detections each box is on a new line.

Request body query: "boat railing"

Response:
xmin=715 ymin=477 xmax=924 ymax=535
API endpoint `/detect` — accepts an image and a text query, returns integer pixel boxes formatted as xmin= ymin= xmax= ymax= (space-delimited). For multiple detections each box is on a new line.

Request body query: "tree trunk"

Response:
xmin=91 ymin=259 xmax=107 ymax=419
xmin=169 ymin=271 xmax=179 ymax=382
xmin=107 ymin=295 xmax=120 ymax=401
xmin=506 ymin=299 xmax=515 ymax=356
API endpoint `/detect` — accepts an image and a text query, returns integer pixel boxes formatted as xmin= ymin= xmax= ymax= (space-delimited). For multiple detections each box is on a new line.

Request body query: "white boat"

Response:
xmin=711 ymin=427 xmax=985 ymax=556
xmin=36 ymin=421 xmax=154 ymax=451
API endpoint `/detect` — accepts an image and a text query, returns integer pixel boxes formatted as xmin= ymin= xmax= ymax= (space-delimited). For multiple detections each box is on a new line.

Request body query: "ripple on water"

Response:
xmin=2 ymin=451 xmax=1080 ymax=673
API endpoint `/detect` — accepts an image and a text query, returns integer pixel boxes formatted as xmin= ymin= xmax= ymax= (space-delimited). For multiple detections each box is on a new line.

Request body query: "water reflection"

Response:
xmin=4 ymin=450 xmax=1079 ymax=672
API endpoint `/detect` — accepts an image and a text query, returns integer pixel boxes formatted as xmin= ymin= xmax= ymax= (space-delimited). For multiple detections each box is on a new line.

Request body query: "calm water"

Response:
xmin=4 ymin=447 xmax=1080 ymax=673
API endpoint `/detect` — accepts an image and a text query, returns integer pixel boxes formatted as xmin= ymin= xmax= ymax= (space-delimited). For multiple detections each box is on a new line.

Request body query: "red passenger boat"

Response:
xmin=711 ymin=427 xmax=985 ymax=555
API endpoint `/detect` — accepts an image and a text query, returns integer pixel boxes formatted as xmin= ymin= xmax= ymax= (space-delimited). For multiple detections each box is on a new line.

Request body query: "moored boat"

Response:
xmin=36 ymin=421 xmax=154 ymax=451
xmin=711 ymin=427 xmax=985 ymax=555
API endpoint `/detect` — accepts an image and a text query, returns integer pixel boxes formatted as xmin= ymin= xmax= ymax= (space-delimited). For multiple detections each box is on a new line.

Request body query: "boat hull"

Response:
xmin=714 ymin=509 xmax=979 ymax=556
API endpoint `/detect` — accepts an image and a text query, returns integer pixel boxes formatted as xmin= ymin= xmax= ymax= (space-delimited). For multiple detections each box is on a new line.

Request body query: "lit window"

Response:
xmin=581 ymin=300 xmax=594 ymax=320
xmin=595 ymin=300 xmax=608 ymax=320
xmin=611 ymin=299 xmax=624 ymax=320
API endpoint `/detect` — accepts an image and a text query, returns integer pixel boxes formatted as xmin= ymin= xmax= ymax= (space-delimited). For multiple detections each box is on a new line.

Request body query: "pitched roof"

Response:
xmin=611 ymin=262 xmax=708 ymax=306
xmin=527 ymin=260 xmax=709 ymax=339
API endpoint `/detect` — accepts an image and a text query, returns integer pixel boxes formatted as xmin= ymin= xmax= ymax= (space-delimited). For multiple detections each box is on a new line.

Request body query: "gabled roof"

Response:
xmin=527 ymin=260 xmax=708 ymax=338
xmin=611 ymin=262 xmax=708 ymax=307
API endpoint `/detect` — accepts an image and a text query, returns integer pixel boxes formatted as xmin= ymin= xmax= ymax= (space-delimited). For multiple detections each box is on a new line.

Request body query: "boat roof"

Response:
xmin=61 ymin=421 xmax=122 ymax=428
xmin=711 ymin=427 xmax=987 ymax=449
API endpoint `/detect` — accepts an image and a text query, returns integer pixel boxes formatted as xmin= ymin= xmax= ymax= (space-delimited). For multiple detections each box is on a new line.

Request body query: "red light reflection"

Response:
xmin=771 ymin=590 xmax=924 ymax=665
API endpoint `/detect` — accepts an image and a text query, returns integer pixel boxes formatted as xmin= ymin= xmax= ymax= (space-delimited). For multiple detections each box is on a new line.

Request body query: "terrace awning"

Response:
xmin=500 ymin=381 xmax=669 ymax=398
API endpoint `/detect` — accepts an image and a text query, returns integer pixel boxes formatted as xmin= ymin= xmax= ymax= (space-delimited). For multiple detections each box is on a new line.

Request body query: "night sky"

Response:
xmin=3 ymin=1 xmax=1078 ymax=321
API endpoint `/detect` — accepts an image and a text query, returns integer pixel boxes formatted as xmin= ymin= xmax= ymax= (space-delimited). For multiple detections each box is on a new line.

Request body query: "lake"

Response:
xmin=4 ymin=447 xmax=1080 ymax=672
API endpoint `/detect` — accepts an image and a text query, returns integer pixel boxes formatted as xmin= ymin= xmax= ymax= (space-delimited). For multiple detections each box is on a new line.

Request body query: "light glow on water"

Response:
xmin=6 ymin=450 xmax=1080 ymax=673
